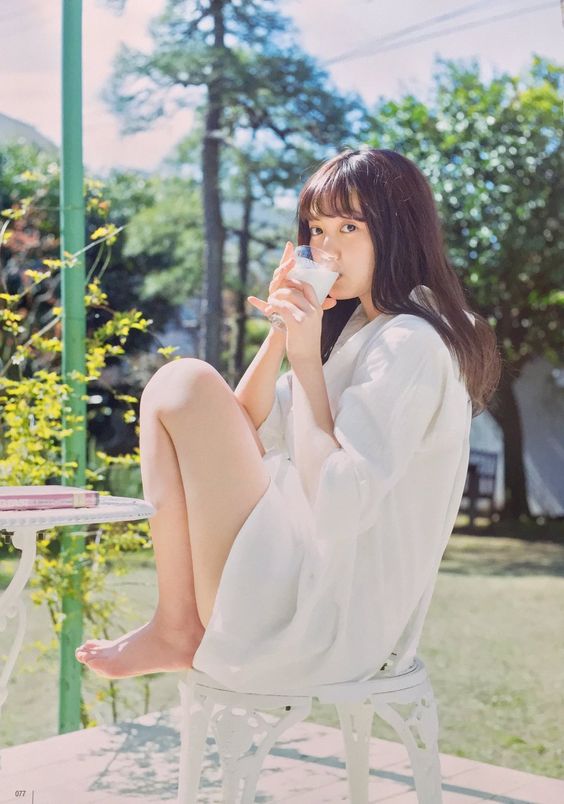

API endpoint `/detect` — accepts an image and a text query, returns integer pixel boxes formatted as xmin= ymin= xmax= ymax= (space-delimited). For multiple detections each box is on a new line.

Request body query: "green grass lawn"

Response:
xmin=1 ymin=533 xmax=563 ymax=780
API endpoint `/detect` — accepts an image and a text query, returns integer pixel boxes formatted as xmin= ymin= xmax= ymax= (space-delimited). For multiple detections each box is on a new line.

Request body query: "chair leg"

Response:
xmin=177 ymin=677 xmax=312 ymax=804
xmin=335 ymin=699 xmax=375 ymax=804
xmin=371 ymin=679 xmax=443 ymax=804
xmin=209 ymin=699 xmax=311 ymax=803
xmin=177 ymin=677 xmax=214 ymax=803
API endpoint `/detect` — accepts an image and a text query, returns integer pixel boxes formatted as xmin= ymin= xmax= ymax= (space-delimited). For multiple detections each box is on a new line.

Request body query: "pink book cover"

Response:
xmin=0 ymin=485 xmax=100 ymax=511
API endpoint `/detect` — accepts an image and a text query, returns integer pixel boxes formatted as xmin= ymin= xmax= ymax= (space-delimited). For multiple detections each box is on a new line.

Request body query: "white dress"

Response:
xmin=191 ymin=285 xmax=473 ymax=693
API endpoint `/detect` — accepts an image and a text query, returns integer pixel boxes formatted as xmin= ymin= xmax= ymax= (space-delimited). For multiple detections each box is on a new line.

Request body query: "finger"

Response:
xmin=275 ymin=256 xmax=296 ymax=276
xmin=247 ymin=296 xmax=268 ymax=315
xmin=270 ymin=258 xmax=295 ymax=292
xmin=267 ymin=297 xmax=302 ymax=314
xmin=266 ymin=298 xmax=304 ymax=323
xmin=282 ymin=241 xmax=294 ymax=259
xmin=276 ymin=242 xmax=293 ymax=272
xmin=247 ymin=295 xmax=266 ymax=307
xmin=280 ymin=241 xmax=292 ymax=262
xmin=288 ymin=280 xmax=319 ymax=309
xmin=269 ymin=288 xmax=309 ymax=312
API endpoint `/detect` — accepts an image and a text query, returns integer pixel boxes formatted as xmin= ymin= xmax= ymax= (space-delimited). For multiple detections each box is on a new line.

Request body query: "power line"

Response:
xmin=326 ymin=0 xmax=510 ymax=65
xmin=325 ymin=1 xmax=556 ymax=66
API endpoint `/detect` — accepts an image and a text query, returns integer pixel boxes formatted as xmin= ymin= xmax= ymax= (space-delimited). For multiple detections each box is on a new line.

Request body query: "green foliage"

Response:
xmin=105 ymin=0 xmax=364 ymax=148
xmin=0 ymin=158 xmax=181 ymax=728
xmin=0 ymin=142 xmax=60 ymax=236
xmin=367 ymin=55 xmax=563 ymax=371
xmin=122 ymin=176 xmax=204 ymax=300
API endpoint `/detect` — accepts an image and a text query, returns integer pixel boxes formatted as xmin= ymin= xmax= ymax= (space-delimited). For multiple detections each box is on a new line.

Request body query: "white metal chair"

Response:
xmin=176 ymin=654 xmax=443 ymax=803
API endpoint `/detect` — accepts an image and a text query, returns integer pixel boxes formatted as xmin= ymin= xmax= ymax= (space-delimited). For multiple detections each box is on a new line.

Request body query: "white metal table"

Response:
xmin=0 ymin=495 xmax=155 ymax=716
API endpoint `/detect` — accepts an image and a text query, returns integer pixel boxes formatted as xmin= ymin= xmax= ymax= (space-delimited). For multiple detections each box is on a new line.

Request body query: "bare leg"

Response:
xmin=75 ymin=387 xmax=205 ymax=678
xmin=75 ymin=358 xmax=270 ymax=679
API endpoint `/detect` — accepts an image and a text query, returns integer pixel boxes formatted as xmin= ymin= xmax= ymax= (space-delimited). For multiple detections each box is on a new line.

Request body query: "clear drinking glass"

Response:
xmin=268 ymin=245 xmax=340 ymax=331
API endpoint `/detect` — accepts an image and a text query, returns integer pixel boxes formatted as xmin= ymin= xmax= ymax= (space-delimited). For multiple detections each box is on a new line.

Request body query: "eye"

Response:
xmin=309 ymin=223 xmax=358 ymax=236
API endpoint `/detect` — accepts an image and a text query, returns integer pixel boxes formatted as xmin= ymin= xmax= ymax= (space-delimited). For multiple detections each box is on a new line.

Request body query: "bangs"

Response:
xmin=298 ymin=165 xmax=365 ymax=222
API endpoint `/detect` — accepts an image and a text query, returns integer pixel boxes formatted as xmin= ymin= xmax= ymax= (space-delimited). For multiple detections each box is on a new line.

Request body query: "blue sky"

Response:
xmin=1 ymin=0 xmax=561 ymax=174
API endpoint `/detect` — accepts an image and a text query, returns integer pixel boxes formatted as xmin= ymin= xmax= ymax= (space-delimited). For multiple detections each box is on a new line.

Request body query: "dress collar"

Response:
xmin=323 ymin=285 xmax=441 ymax=372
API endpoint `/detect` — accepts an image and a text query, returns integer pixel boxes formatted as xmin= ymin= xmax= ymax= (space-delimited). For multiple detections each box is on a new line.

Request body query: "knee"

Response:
xmin=140 ymin=358 xmax=217 ymax=414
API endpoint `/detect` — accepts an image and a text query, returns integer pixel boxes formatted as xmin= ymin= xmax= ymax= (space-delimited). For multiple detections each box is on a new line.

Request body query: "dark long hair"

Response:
xmin=296 ymin=147 xmax=501 ymax=417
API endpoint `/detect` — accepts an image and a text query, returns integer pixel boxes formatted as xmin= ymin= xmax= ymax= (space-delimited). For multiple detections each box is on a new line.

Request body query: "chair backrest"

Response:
xmin=464 ymin=449 xmax=497 ymax=501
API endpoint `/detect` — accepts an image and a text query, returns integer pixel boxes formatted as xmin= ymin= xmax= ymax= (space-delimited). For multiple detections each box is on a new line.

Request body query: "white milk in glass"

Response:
xmin=288 ymin=256 xmax=339 ymax=302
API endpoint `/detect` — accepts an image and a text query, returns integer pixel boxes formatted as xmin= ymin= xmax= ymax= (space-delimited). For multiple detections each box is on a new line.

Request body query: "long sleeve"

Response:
xmin=312 ymin=322 xmax=453 ymax=537
xmin=256 ymin=371 xmax=291 ymax=454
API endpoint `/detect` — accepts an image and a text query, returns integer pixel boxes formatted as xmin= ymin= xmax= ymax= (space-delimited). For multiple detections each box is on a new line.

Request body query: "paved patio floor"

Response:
xmin=1 ymin=707 xmax=562 ymax=803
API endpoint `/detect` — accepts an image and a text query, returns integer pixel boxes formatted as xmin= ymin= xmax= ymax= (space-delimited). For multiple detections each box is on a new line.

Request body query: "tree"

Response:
xmin=367 ymin=55 xmax=563 ymax=519
xmin=104 ymin=0 xmax=364 ymax=372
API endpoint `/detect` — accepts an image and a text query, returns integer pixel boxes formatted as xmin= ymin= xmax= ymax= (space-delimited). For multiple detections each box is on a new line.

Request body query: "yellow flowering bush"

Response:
xmin=0 ymin=166 xmax=181 ymax=727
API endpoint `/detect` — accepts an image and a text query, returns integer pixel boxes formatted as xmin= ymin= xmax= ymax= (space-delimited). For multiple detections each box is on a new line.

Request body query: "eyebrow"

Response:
xmin=308 ymin=214 xmax=366 ymax=223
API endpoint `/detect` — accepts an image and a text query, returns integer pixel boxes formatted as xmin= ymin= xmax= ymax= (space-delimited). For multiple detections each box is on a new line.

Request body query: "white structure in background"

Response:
xmin=158 ymin=298 xmax=202 ymax=357
xmin=0 ymin=112 xmax=57 ymax=152
xmin=470 ymin=356 xmax=564 ymax=517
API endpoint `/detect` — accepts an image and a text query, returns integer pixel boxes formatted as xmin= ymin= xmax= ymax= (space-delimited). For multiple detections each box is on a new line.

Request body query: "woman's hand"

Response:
xmin=247 ymin=241 xmax=296 ymax=319
xmin=246 ymin=241 xmax=337 ymax=362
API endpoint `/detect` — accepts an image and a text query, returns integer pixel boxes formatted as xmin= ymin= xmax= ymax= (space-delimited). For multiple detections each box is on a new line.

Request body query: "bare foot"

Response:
xmin=75 ymin=616 xmax=205 ymax=679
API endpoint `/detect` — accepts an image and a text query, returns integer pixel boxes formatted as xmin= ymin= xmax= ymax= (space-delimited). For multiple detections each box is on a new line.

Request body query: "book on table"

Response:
xmin=0 ymin=485 xmax=100 ymax=511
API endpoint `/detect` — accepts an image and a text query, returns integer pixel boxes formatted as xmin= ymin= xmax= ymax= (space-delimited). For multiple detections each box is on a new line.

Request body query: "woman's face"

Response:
xmin=306 ymin=196 xmax=376 ymax=307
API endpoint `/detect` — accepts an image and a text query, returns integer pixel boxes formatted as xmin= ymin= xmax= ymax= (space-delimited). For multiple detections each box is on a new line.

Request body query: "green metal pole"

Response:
xmin=59 ymin=0 xmax=86 ymax=733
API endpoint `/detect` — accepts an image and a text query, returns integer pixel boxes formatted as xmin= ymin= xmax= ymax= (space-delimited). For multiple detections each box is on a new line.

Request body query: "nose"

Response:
xmin=320 ymin=236 xmax=340 ymax=260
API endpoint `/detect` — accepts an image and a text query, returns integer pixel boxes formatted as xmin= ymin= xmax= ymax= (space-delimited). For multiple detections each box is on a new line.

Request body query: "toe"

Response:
xmin=82 ymin=639 xmax=101 ymax=648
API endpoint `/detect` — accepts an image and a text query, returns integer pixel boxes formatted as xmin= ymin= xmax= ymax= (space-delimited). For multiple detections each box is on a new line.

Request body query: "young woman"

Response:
xmin=76 ymin=147 xmax=501 ymax=692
